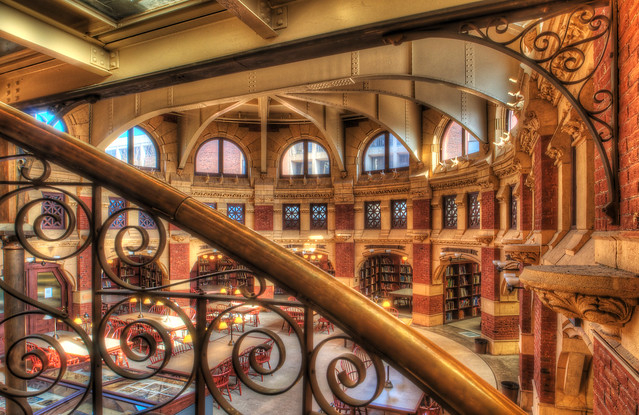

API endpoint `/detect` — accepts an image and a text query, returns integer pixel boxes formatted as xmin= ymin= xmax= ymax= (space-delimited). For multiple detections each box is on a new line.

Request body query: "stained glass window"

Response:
xmin=310 ymin=203 xmax=328 ymax=230
xmin=195 ymin=138 xmax=246 ymax=176
xmin=283 ymin=204 xmax=301 ymax=230
xmin=365 ymin=201 xmax=381 ymax=229
xmin=444 ymin=195 xmax=457 ymax=229
xmin=468 ymin=192 xmax=480 ymax=229
xmin=41 ymin=192 xmax=65 ymax=230
xmin=227 ymin=203 xmax=245 ymax=225
xmin=109 ymin=197 xmax=127 ymax=229
xmin=391 ymin=200 xmax=407 ymax=229
xmin=363 ymin=132 xmax=409 ymax=173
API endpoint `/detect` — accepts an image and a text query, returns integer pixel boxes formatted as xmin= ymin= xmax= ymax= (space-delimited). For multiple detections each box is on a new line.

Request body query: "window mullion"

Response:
xmin=219 ymin=139 xmax=224 ymax=175
xmin=127 ymin=129 xmax=134 ymax=164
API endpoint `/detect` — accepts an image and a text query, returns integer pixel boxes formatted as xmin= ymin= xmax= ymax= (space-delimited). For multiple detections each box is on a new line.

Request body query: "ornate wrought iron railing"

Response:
xmin=0 ymin=102 xmax=525 ymax=414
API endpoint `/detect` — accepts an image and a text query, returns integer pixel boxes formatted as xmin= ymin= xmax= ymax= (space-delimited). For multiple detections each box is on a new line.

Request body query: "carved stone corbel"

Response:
xmin=520 ymin=265 xmax=639 ymax=328
xmin=475 ymin=235 xmax=494 ymax=246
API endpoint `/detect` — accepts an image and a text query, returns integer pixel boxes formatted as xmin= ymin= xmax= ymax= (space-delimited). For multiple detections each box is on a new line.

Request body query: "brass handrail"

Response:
xmin=0 ymin=101 xmax=525 ymax=415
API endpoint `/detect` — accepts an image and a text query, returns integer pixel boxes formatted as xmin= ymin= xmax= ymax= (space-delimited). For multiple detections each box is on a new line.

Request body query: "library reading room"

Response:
xmin=0 ymin=0 xmax=637 ymax=414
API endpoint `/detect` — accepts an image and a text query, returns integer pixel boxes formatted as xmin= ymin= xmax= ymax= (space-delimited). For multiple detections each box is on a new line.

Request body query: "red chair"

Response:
xmin=418 ymin=397 xmax=442 ymax=415
xmin=352 ymin=345 xmax=373 ymax=369
xmin=250 ymin=339 xmax=274 ymax=380
xmin=246 ymin=308 xmax=261 ymax=327
xmin=332 ymin=368 xmax=368 ymax=414
xmin=316 ymin=315 xmax=334 ymax=334
xmin=388 ymin=307 xmax=400 ymax=318
xmin=211 ymin=360 xmax=232 ymax=404
xmin=228 ymin=346 xmax=254 ymax=395
xmin=282 ymin=307 xmax=304 ymax=335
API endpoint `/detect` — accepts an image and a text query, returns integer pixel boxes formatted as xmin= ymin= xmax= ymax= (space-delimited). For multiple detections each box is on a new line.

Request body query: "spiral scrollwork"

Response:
xmin=309 ymin=335 xmax=385 ymax=415
xmin=201 ymin=303 xmax=304 ymax=413
xmin=97 ymin=207 xmax=166 ymax=291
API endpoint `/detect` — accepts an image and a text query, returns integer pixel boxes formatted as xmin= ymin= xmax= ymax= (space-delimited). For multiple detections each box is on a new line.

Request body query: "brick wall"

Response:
xmin=253 ymin=205 xmax=273 ymax=231
xmin=480 ymin=247 xmax=499 ymax=301
xmin=169 ymin=242 xmax=190 ymax=306
xmin=413 ymin=199 xmax=431 ymax=229
xmin=335 ymin=204 xmax=354 ymax=230
xmin=334 ymin=243 xmax=354 ymax=279
xmin=481 ymin=190 xmax=499 ymax=229
xmin=593 ymin=337 xmax=639 ymax=415
xmin=520 ymin=354 xmax=535 ymax=391
xmin=520 ymin=289 xmax=533 ymax=334
xmin=481 ymin=313 xmax=519 ymax=340
xmin=413 ymin=294 xmax=443 ymax=316
xmin=412 ymin=243 xmax=431 ymax=284
xmin=534 ymin=135 xmax=558 ymax=230
xmin=533 ymin=294 xmax=557 ymax=404
xmin=77 ymin=195 xmax=92 ymax=230
xmin=76 ymin=252 xmax=92 ymax=291
xmin=520 ymin=175 xmax=533 ymax=231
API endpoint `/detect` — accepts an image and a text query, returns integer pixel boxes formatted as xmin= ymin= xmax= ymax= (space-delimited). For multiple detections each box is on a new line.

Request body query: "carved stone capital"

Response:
xmin=504 ymin=244 xmax=540 ymax=265
xmin=475 ymin=235 xmax=494 ymax=246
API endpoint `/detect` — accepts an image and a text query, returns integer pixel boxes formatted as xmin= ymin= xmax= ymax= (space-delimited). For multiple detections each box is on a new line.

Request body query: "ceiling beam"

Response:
xmin=13 ymin=0 xmax=589 ymax=109
xmin=217 ymin=0 xmax=281 ymax=39
xmin=0 ymin=3 xmax=112 ymax=77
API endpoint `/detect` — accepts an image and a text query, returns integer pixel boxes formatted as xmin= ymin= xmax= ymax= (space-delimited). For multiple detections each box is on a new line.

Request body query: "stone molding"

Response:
xmin=518 ymin=111 xmax=540 ymax=154
xmin=534 ymin=290 xmax=635 ymax=327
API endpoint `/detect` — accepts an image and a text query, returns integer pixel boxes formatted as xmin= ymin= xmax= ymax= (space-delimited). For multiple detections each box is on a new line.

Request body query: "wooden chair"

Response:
xmin=246 ymin=308 xmax=261 ymax=327
xmin=250 ymin=339 xmax=274 ymax=380
xmin=212 ymin=359 xmax=233 ymax=404
xmin=332 ymin=368 xmax=368 ymax=414
xmin=228 ymin=346 xmax=254 ymax=395
xmin=352 ymin=345 xmax=373 ymax=369
xmin=172 ymin=342 xmax=193 ymax=356
xmin=149 ymin=349 xmax=165 ymax=364
xmin=388 ymin=307 xmax=400 ymax=318
xmin=418 ymin=397 xmax=442 ymax=415
xmin=282 ymin=307 xmax=304 ymax=335
xmin=316 ymin=315 xmax=334 ymax=334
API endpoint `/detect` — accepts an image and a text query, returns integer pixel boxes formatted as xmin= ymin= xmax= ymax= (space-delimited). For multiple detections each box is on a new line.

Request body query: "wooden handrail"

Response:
xmin=0 ymin=101 xmax=525 ymax=415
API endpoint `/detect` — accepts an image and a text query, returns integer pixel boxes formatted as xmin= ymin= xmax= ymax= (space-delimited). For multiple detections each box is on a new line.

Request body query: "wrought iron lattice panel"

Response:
xmin=468 ymin=193 xmax=480 ymax=229
xmin=444 ymin=196 xmax=458 ymax=229
xmin=41 ymin=192 xmax=66 ymax=230
xmin=310 ymin=203 xmax=327 ymax=230
xmin=283 ymin=204 xmax=301 ymax=230
xmin=227 ymin=203 xmax=245 ymax=225
xmin=108 ymin=197 xmax=126 ymax=229
xmin=364 ymin=201 xmax=382 ymax=229
xmin=510 ymin=187 xmax=518 ymax=230
xmin=391 ymin=200 xmax=407 ymax=229
xmin=138 ymin=210 xmax=156 ymax=229
xmin=0 ymin=153 xmax=389 ymax=415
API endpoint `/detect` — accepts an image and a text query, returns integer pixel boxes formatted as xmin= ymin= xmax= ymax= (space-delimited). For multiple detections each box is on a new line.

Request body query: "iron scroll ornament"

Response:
xmin=387 ymin=2 xmax=619 ymax=223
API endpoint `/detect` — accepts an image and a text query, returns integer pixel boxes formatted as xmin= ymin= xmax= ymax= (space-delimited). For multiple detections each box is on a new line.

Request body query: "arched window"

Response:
xmin=31 ymin=110 xmax=67 ymax=132
xmin=106 ymin=126 xmax=159 ymax=170
xmin=362 ymin=132 xmax=409 ymax=173
xmin=441 ymin=121 xmax=480 ymax=161
xmin=195 ymin=138 xmax=247 ymax=176
xmin=507 ymin=109 xmax=518 ymax=131
xmin=281 ymin=140 xmax=330 ymax=177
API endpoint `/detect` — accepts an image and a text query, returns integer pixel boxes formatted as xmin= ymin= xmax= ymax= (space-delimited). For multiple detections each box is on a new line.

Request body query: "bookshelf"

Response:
xmin=106 ymin=256 xmax=163 ymax=289
xmin=195 ymin=254 xmax=254 ymax=293
xmin=358 ymin=254 xmax=412 ymax=298
xmin=444 ymin=261 xmax=481 ymax=323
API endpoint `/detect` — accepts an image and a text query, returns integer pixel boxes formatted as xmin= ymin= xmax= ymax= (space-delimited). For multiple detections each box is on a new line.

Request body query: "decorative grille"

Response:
xmin=391 ymin=200 xmax=407 ymax=229
xmin=444 ymin=196 xmax=457 ymax=229
xmin=365 ymin=201 xmax=381 ymax=229
xmin=227 ymin=203 xmax=245 ymax=224
xmin=108 ymin=197 xmax=126 ymax=228
xmin=283 ymin=204 xmax=301 ymax=230
xmin=41 ymin=192 xmax=65 ymax=229
xmin=468 ymin=192 xmax=480 ymax=229
xmin=310 ymin=203 xmax=327 ymax=230
xmin=138 ymin=210 xmax=156 ymax=229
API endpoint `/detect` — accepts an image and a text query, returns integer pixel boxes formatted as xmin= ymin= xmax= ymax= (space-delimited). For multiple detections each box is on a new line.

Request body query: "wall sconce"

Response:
xmin=492 ymin=260 xmax=519 ymax=272
xmin=504 ymin=272 xmax=524 ymax=293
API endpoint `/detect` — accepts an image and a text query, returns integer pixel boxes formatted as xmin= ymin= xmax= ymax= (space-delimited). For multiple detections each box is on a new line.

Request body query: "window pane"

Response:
xmin=196 ymin=139 xmax=219 ymax=174
xmin=307 ymin=142 xmax=330 ymax=175
xmin=109 ymin=197 xmax=126 ymax=229
xmin=364 ymin=135 xmax=386 ymax=171
xmin=41 ymin=192 xmax=66 ymax=230
xmin=222 ymin=140 xmax=246 ymax=175
xmin=468 ymin=192 xmax=480 ymax=229
xmin=508 ymin=110 xmax=518 ymax=130
xmin=444 ymin=196 xmax=458 ymax=229
xmin=32 ymin=111 xmax=66 ymax=132
xmin=132 ymin=127 xmax=157 ymax=168
xmin=389 ymin=135 xmax=409 ymax=169
xmin=37 ymin=271 xmax=62 ymax=308
xmin=442 ymin=122 xmax=463 ymax=160
xmin=391 ymin=200 xmax=407 ymax=229
xmin=227 ymin=203 xmax=245 ymax=224
xmin=282 ymin=142 xmax=305 ymax=176
xmin=310 ymin=203 xmax=328 ymax=230
xmin=106 ymin=132 xmax=129 ymax=163
xmin=467 ymin=136 xmax=480 ymax=155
